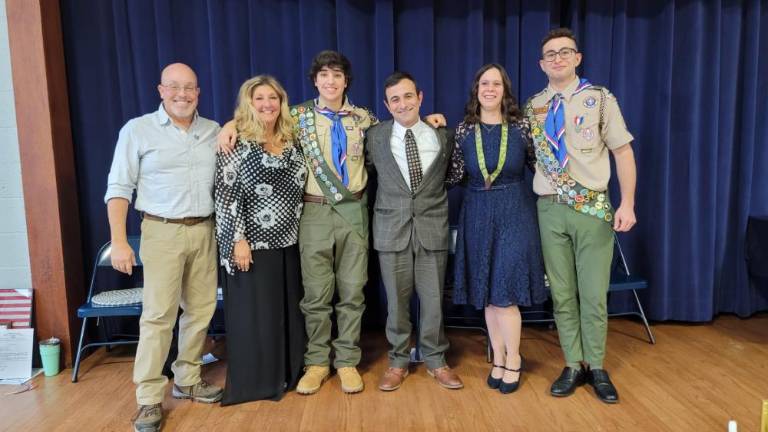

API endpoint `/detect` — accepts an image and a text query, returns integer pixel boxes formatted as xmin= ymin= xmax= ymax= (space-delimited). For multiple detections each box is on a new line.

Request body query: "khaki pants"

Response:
xmin=134 ymin=218 xmax=217 ymax=405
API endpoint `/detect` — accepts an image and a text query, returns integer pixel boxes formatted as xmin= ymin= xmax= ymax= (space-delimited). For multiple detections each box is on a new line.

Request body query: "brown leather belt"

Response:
xmin=303 ymin=191 xmax=364 ymax=205
xmin=143 ymin=213 xmax=211 ymax=226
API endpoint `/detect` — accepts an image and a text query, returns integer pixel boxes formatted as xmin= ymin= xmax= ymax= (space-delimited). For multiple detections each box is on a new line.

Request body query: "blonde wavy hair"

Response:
xmin=233 ymin=75 xmax=294 ymax=146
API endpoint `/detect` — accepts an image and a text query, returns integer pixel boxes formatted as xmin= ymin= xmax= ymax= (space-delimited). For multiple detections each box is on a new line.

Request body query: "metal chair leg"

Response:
xmin=632 ymin=289 xmax=656 ymax=344
xmin=72 ymin=317 xmax=88 ymax=382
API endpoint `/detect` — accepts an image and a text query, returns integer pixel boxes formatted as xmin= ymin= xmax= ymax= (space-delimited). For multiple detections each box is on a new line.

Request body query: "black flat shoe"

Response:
xmin=487 ymin=364 xmax=504 ymax=389
xmin=499 ymin=356 xmax=524 ymax=394
xmin=587 ymin=368 xmax=619 ymax=404
xmin=550 ymin=366 xmax=586 ymax=397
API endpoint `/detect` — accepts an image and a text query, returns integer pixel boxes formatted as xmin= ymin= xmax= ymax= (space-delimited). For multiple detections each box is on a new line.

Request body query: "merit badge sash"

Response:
xmin=525 ymin=100 xmax=614 ymax=224
xmin=291 ymin=100 xmax=368 ymax=236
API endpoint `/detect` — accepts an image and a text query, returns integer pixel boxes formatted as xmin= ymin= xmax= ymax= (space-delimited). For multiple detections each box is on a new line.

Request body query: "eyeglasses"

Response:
xmin=161 ymin=84 xmax=198 ymax=94
xmin=542 ymin=47 xmax=578 ymax=62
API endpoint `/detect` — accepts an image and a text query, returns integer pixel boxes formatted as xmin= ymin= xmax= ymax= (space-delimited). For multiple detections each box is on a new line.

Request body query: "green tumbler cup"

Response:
xmin=39 ymin=337 xmax=61 ymax=377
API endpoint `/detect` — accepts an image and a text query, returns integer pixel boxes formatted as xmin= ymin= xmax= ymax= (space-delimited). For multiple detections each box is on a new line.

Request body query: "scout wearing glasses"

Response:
xmin=525 ymin=28 xmax=637 ymax=404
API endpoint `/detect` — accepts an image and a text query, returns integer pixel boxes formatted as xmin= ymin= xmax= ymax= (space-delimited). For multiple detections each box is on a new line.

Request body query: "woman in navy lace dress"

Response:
xmin=448 ymin=64 xmax=547 ymax=394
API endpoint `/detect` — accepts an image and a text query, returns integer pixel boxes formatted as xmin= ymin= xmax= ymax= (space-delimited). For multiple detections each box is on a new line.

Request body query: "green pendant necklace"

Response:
xmin=475 ymin=123 xmax=508 ymax=190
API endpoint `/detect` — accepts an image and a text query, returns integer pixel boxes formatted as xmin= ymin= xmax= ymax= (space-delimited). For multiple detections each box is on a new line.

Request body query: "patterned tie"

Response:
xmin=405 ymin=129 xmax=423 ymax=192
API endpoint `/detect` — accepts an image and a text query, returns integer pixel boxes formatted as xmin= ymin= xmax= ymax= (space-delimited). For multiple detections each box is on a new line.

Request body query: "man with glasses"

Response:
xmin=524 ymin=28 xmax=637 ymax=404
xmin=105 ymin=63 xmax=223 ymax=432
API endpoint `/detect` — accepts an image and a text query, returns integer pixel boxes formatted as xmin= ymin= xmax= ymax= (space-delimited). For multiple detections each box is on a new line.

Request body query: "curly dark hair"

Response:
xmin=307 ymin=50 xmax=353 ymax=91
xmin=541 ymin=27 xmax=579 ymax=51
xmin=463 ymin=63 xmax=522 ymax=125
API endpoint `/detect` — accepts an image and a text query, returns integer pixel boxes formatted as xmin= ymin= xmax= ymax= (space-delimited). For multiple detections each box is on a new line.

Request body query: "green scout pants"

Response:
xmin=298 ymin=202 xmax=368 ymax=368
xmin=537 ymin=197 xmax=614 ymax=369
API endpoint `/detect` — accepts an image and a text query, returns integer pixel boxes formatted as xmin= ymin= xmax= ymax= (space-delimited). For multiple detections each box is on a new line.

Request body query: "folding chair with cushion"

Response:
xmin=72 ymin=236 xmax=143 ymax=382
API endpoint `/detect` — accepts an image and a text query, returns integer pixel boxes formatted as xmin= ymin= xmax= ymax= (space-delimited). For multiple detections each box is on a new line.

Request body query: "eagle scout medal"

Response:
xmin=574 ymin=115 xmax=584 ymax=133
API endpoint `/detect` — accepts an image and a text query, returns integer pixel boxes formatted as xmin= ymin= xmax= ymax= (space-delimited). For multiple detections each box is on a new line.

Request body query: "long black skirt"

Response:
xmin=221 ymin=245 xmax=305 ymax=405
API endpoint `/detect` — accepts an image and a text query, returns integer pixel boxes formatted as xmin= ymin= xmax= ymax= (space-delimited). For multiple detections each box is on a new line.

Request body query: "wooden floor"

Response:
xmin=1 ymin=315 xmax=767 ymax=432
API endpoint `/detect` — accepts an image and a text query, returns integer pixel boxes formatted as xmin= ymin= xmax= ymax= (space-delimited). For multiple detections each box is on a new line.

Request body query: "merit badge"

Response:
xmin=584 ymin=96 xmax=596 ymax=108
xmin=334 ymin=193 xmax=343 ymax=202
xmin=582 ymin=128 xmax=594 ymax=141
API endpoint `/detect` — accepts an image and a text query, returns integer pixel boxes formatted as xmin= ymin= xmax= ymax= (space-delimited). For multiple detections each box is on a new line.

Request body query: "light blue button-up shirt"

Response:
xmin=104 ymin=104 xmax=221 ymax=218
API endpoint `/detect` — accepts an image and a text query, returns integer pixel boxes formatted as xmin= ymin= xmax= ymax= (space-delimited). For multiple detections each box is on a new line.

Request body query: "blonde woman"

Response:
xmin=214 ymin=75 xmax=307 ymax=404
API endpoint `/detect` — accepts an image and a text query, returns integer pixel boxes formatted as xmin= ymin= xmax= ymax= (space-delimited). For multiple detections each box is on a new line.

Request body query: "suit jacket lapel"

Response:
xmin=379 ymin=121 xmax=411 ymax=193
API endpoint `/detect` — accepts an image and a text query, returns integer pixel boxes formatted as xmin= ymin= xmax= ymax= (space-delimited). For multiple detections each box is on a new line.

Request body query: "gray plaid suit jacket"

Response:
xmin=366 ymin=120 xmax=454 ymax=252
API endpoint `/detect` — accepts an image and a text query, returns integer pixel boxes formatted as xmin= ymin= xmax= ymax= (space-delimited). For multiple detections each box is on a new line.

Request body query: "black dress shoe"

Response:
xmin=550 ymin=366 xmax=586 ymax=397
xmin=486 ymin=365 xmax=504 ymax=389
xmin=499 ymin=356 xmax=524 ymax=394
xmin=587 ymin=368 xmax=619 ymax=404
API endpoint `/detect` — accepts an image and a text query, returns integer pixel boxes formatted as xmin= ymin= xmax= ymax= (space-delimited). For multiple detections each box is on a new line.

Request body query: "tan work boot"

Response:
xmin=337 ymin=366 xmax=364 ymax=393
xmin=172 ymin=380 xmax=223 ymax=403
xmin=132 ymin=403 xmax=162 ymax=432
xmin=296 ymin=365 xmax=330 ymax=395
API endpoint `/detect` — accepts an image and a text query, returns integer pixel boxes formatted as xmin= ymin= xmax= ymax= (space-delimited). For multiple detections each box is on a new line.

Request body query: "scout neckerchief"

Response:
xmin=526 ymin=79 xmax=614 ymax=224
xmin=314 ymin=102 xmax=351 ymax=186
xmin=290 ymin=100 xmax=368 ymax=236
xmin=543 ymin=78 xmax=591 ymax=168
xmin=475 ymin=123 xmax=508 ymax=190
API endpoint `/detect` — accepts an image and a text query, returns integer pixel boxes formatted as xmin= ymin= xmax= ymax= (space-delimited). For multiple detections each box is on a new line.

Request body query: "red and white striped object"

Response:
xmin=0 ymin=289 xmax=33 ymax=329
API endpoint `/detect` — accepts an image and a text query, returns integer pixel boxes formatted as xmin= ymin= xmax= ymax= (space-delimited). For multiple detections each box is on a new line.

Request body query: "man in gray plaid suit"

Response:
xmin=366 ymin=72 xmax=463 ymax=392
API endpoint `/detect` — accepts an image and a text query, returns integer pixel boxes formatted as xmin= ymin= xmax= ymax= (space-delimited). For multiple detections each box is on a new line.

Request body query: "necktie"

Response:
xmin=405 ymin=128 xmax=423 ymax=192
xmin=316 ymin=107 xmax=351 ymax=186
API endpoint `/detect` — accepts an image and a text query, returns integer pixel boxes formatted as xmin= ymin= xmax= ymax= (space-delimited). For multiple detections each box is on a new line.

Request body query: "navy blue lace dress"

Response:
xmin=448 ymin=121 xmax=547 ymax=309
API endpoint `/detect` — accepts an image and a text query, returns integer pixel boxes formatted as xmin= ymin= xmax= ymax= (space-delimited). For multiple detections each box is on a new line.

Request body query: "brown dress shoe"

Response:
xmin=427 ymin=366 xmax=464 ymax=389
xmin=378 ymin=367 xmax=409 ymax=391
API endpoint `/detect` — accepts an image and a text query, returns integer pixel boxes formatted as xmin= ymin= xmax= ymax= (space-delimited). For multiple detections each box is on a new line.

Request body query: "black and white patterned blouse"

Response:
xmin=215 ymin=138 xmax=307 ymax=274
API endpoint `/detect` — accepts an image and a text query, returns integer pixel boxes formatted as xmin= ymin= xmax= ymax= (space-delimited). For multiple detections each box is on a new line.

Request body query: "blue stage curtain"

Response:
xmin=60 ymin=0 xmax=768 ymax=321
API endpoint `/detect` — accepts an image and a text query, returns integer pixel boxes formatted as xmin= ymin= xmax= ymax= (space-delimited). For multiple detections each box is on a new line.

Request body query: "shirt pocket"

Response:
xmin=569 ymin=112 xmax=599 ymax=151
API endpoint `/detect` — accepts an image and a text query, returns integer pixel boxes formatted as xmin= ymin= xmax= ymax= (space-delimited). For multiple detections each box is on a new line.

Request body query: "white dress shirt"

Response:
xmin=390 ymin=119 xmax=440 ymax=189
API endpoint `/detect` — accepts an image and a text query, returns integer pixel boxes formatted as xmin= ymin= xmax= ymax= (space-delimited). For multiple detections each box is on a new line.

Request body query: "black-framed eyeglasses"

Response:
xmin=542 ymin=47 xmax=578 ymax=62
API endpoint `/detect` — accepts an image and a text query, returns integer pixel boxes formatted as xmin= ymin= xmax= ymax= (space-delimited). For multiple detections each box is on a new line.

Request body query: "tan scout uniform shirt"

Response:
xmin=530 ymin=76 xmax=633 ymax=195
xmin=302 ymin=98 xmax=375 ymax=196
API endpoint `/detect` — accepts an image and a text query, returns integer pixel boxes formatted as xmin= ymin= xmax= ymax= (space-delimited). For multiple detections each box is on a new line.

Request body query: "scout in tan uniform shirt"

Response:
xmin=216 ymin=52 xmax=446 ymax=397
xmin=524 ymin=28 xmax=637 ymax=404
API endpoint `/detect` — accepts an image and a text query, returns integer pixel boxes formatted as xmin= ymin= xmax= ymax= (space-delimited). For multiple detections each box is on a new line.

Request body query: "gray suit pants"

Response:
xmin=378 ymin=239 xmax=449 ymax=370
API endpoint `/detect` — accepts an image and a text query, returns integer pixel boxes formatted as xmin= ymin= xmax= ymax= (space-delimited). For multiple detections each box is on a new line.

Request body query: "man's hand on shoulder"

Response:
xmin=217 ymin=120 xmax=238 ymax=154
xmin=111 ymin=240 xmax=137 ymax=275
xmin=424 ymin=113 xmax=447 ymax=128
